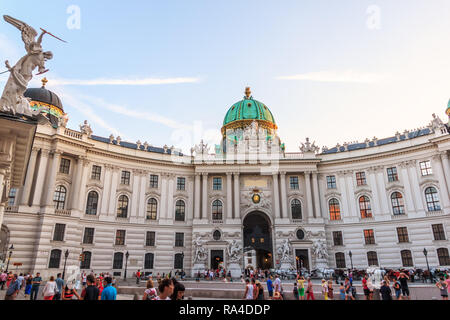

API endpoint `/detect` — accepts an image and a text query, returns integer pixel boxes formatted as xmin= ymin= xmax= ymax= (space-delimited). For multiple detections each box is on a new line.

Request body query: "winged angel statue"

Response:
xmin=0 ymin=15 xmax=61 ymax=116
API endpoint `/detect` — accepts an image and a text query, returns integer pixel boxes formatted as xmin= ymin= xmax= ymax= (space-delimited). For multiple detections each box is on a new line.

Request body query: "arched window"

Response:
xmin=174 ymin=253 xmax=184 ymax=269
xmin=85 ymin=191 xmax=99 ymax=215
xmin=212 ymin=200 xmax=223 ymax=220
xmin=437 ymin=248 xmax=450 ymax=266
xmin=329 ymin=198 xmax=341 ymax=220
xmin=359 ymin=196 xmax=372 ymax=219
xmin=335 ymin=252 xmax=346 ymax=268
xmin=425 ymin=187 xmax=441 ymax=212
xmin=400 ymin=250 xmax=413 ymax=267
xmin=48 ymin=249 xmax=62 ymax=268
xmin=391 ymin=192 xmax=405 ymax=215
xmin=53 ymin=186 xmax=67 ymax=209
xmin=113 ymin=252 xmax=124 ymax=269
xmin=146 ymin=198 xmax=158 ymax=220
xmin=175 ymin=200 xmax=185 ymax=221
xmin=80 ymin=251 xmax=92 ymax=269
xmin=117 ymin=195 xmax=129 ymax=218
xmin=367 ymin=251 xmax=379 ymax=266
xmin=291 ymin=199 xmax=302 ymax=220
xmin=144 ymin=253 xmax=154 ymax=269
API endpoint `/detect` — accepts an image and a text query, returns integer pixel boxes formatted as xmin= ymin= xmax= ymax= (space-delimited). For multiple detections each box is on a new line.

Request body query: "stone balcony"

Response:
xmin=5 ymin=205 xmax=19 ymax=213
xmin=54 ymin=209 xmax=71 ymax=216
xmin=426 ymin=210 xmax=444 ymax=217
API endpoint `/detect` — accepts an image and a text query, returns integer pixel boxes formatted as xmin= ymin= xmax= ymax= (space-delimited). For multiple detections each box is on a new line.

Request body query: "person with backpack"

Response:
xmin=380 ymin=280 xmax=392 ymax=300
xmin=436 ymin=277 xmax=448 ymax=300
xmin=143 ymin=279 xmax=157 ymax=300
xmin=136 ymin=269 xmax=141 ymax=285
xmin=393 ymin=277 xmax=402 ymax=300
xmin=293 ymin=282 xmax=299 ymax=300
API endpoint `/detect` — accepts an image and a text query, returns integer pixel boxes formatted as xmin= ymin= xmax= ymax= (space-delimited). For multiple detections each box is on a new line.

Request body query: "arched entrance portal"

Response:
xmin=243 ymin=212 xmax=273 ymax=269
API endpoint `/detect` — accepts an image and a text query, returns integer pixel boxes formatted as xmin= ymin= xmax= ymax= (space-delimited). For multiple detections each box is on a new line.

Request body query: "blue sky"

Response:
xmin=1 ymin=0 xmax=449 ymax=153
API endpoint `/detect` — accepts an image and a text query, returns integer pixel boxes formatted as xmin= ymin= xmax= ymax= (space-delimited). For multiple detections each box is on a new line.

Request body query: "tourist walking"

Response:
xmin=362 ymin=274 xmax=370 ymax=300
xmin=243 ymin=278 xmax=254 ymax=300
xmin=143 ymin=279 xmax=157 ymax=300
xmin=380 ymin=280 xmax=392 ymax=300
xmin=255 ymin=280 xmax=264 ymax=300
xmin=80 ymin=274 xmax=99 ymax=300
xmin=54 ymin=273 xmax=64 ymax=300
xmin=266 ymin=276 xmax=273 ymax=299
xmin=399 ymin=272 xmax=410 ymax=300
xmin=0 ymin=271 xmax=7 ymax=289
xmin=327 ymin=280 xmax=334 ymax=300
xmin=42 ymin=276 xmax=57 ymax=300
xmin=30 ymin=272 xmax=42 ymax=300
xmin=62 ymin=283 xmax=80 ymax=300
xmin=297 ymin=276 xmax=306 ymax=300
xmin=306 ymin=277 xmax=315 ymax=300
xmin=393 ymin=277 xmax=402 ymax=300
xmin=101 ymin=277 xmax=117 ymax=300
xmin=339 ymin=283 xmax=345 ymax=300
xmin=344 ymin=278 xmax=355 ymax=300
xmin=136 ymin=269 xmax=141 ymax=285
xmin=293 ymin=282 xmax=299 ymax=300
xmin=155 ymin=278 xmax=174 ymax=300
xmin=4 ymin=274 xmax=20 ymax=300
xmin=321 ymin=279 xmax=328 ymax=300
xmin=24 ymin=274 xmax=32 ymax=298
xmin=436 ymin=277 xmax=448 ymax=300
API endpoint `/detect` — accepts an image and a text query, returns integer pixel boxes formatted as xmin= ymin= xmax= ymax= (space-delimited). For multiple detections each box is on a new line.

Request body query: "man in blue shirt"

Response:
xmin=101 ymin=277 xmax=117 ymax=300
xmin=5 ymin=274 xmax=20 ymax=300
xmin=55 ymin=273 xmax=64 ymax=300
xmin=266 ymin=276 xmax=273 ymax=299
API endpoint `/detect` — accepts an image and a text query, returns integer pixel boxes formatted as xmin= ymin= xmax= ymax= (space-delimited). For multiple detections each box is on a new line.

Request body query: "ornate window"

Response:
xmin=8 ymin=188 xmax=16 ymax=206
xmin=113 ymin=252 xmax=124 ymax=269
xmin=80 ymin=251 xmax=92 ymax=269
xmin=83 ymin=227 xmax=94 ymax=244
xmin=419 ymin=160 xmax=432 ymax=176
xmin=359 ymin=196 xmax=372 ymax=218
xmin=53 ymin=223 xmax=66 ymax=241
xmin=356 ymin=172 xmax=366 ymax=186
xmin=437 ymin=248 xmax=450 ymax=266
xmin=213 ymin=177 xmax=222 ymax=190
xmin=146 ymin=231 xmax=155 ymax=246
xmin=117 ymin=195 xmax=129 ymax=218
xmin=367 ymin=251 xmax=379 ymax=266
xmin=401 ymin=250 xmax=413 ymax=267
xmin=91 ymin=165 xmax=101 ymax=180
xmin=175 ymin=200 xmax=185 ymax=221
xmin=149 ymin=175 xmax=158 ymax=188
xmin=146 ymin=198 xmax=158 ymax=220
xmin=175 ymin=232 xmax=184 ymax=247
xmin=335 ymin=252 xmax=346 ymax=268
xmin=425 ymin=187 xmax=441 ymax=211
xmin=290 ymin=176 xmax=299 ymax=190
xmin=53 ymin=185 xmax=67 ymax=209
xmin=213 ymin=230 xmax=221 ymax=241
xmin=432 ymin=224 xmax=446 ymax=241
xmin=85 ymin=191 xmax=99 ymax=215
xmin=326 ymin=175 xmax=337 ymax=189
xmin=291 ymin=199 xmax=302 ymax=220
xmin=396 ymin=227 xmax=409 ymax=243
xmin=59 ymin=158 xmax=70 ymax=174
xmin=174 ymin=253 xmax=184 ymax=269
xmin=364 ymin=229 xmax=375 ymax=245
xmin=333 ymin=231 xmax=343 ymax=246
xmin=115 ymin=230 xmax=126 ymax=246
xmin=391 ymin=192 xmax=405 ymax=215
xmin=212 ymin=200 xmax=223 ymax=220
xmin=120 ymin=171 xmax=131 ymax=185
xmin=48 ymin=249 xmax=62 ymax=268
xmin=176 ymin=177 xmax=186 ymax=191
xmin=328 ymin=198 xmax=341 ymax=220
xmin=144 ymin=253 xmax=154 ymax=269
xmin=387 ymin=167 xmax=398 ymax=182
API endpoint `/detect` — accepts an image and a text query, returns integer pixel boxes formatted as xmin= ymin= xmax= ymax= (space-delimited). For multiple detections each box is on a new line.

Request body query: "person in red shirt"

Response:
xmin=96 ymin=277 xmax=104 ymax=299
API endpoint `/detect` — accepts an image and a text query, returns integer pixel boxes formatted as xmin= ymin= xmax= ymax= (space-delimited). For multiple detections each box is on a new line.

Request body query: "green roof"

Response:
xmin=223 ymin=98 xmax=276 ymax=126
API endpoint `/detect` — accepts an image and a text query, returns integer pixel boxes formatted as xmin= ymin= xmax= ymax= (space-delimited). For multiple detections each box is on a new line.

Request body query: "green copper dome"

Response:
xmin=222 ymin=88 xmax=276 ymax=132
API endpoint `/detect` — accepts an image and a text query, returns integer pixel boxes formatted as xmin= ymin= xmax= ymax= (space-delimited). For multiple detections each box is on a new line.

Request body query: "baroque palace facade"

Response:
xmin=1 ymin=84 xmax=450 ymax=278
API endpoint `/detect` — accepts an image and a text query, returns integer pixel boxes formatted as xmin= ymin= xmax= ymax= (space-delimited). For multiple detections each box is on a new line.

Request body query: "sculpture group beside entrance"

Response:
xmin=191 ymin=236 xmax=208 ymax=277
xmin=277 ymin=239 xmax=294 ymax=271
xmin=227 ymin=239 xmax=243 ymax=278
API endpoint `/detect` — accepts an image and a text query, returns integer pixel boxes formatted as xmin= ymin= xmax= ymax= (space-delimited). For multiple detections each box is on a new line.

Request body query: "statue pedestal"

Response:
xmin=191 ymin=263 xmax=206 ymax=277
xmin=228 ymin=262 xmax=242 ymax=278
xmin=279 ymin=261 xmax=293 ymax=272
xmin=314 ymin=259 xmax=329 ymax=270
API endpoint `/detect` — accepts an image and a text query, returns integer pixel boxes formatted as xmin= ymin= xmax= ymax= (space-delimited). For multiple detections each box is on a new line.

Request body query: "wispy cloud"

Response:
xmin=0 ymin=33 xmax=20 ymax=63
xmin=276 ymin=70 xmax=388 ymax=83
xmin=49 ymin=76 xmax=201 ymax=86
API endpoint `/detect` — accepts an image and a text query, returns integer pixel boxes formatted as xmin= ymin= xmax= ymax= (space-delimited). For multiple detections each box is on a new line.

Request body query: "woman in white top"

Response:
xmin=243 ymin=279 xmax=254 ymax=300
xmin=43 ymin=276 xmax=57 ymax=300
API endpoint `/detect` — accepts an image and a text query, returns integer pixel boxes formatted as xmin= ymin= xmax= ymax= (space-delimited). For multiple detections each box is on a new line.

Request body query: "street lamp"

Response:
xmin=348 ymin=251 xmax=353 ymax=270
xmin=124 ymin=251 xmax=129 ymax=281
xmin=423 ymin=248 xmax=432 ymax=283
xmin=62 ymin=249 xmax=69 ymax=280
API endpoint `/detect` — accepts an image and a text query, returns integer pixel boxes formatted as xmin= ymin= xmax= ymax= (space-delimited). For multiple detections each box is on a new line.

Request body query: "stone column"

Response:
xmin=440 ymin=152 xmax=450 ymax=196
xmin=108 ymin=167 xmax=120 ymax=216
xmin=167 ymin=174 xmax=175 ymax=220
xmin=131 ymin=170 xmax=140 ymax=218
xmin=344 ymin=172 xmax=358 ymax=217
xmin=279 ymin=172 xmax=287 ymax=219
xmin=375 ymin=167 xmax=389 ymax=214
xmin=201 ymin=173 xmax=208 ymax=220
xmin=226 ymin=172 xmax=233 ymax=220
xmin=233 ymin=172 xmax=240 ymax=219
xmin=160 ymin=173 xmax=168 ymax=219
xmin=20 ymin=147 xmax=38 ymax=206
xmin=367 ymin=168 xmax=382 ymax=216
xmin=77 ymin=158 xmax=90 ymax=212
xmin=272 ymin=173 xmax=281 ymax=219
xmin=70 ymin=157 xmax=84 ymax=210
xmin=408 ymin=161 xmax=425 ymax=213
xmin=311 ymin=171 xmax=321 ymax=219
xmin=399 ymin=162 xmax=416 ymax=212
xmin=100 ymin=165 xmax=112 ymax=215
xmin=44 ymin=151 xmax=61 ymax=207
xmin=337 ymin=172 xmax=350 ymax=217
xmin=138 ymin=172 xmax=147 ymax=219
xmin=194 ymin=173 xmax=201 ymax=220
xmin=304 ymin=171 xmax=314 ymax=219
xmin=32 ymin=150 xmax=50 ymax=206
xmin=433 ymin=154 xmax=450 ymax=209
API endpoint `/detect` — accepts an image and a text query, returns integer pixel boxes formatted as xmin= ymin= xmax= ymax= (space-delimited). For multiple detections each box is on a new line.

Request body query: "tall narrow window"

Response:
xmin=291 ymin=199 xmax=302 ymax=220
xmin=367 ymin=251 xmax=379 ymax=266
xmin=85 ymin=191 xmax=99 ymax=215
xmin=144 ymin=253 xmax=154 ymax=269
xmin=335 ymin=252 xmax=346 ymax=268
xmin=437 ymin=248 xmax=450 ymax=266
xmin=326 ymin=176 xmax=337 ymax=189
xmin=113 ymin=252 xmax=124 ymax=269
xmin=117 ymin=195 xmax=129 ymax=218
xmin=401 ymin=250 xmax=413 ymax=267
xmin=175 ymin=200 xmax=185 ymax=221
xmin=391 ymin=192 xmax=405 ymax=215
xmin=387 ymin=167 xmax=398 ymax=182
xmin=432 ymin=224 xmax=446 ymax=241
xmin=48 ymin=249 xmax=62 ymax=268
xmin=91 ymin=165 xmax=101 ymax=180
xmin=121 ymin=171 xmax=130 ymax=185
xmin=329 ymin=198 xmax=341 ymax=220
xmin=80 ymin=251 xmax=92 ymax=269
xmin=396 ymin=227 xmax=409 ymax=243
xmin=212 ymin=200 xmax=223 ymax=220
xmin=146 ymin=198 xmax=157 ymax=220
xmin=290 ymin=176 xmax=299 ymax=190
xmin=53 ymin=223 xmax=66 ymax=241
xmin=149 ymin=175 xmax=158 ymax=188
xmin=146 ymin=231 xmax=156 ymax=246
xmin=359 ymin=196 xmax=372 ymax=218
xmin=175 ymin=233 xmax=184 ymax=247
xmin=425 ymin=187 xmax=441 ymax=211
xmin=419 ymin=161 xmax=432 ymax=176
xmin=333 ymin=231 xmax=343 ymax=246
xmin=59 ymin=158 xmax=70 ymax=174
xmin=177 ymin=177 xmax=186 ymax=191
xmin=53 ymin=185 xmax=67 ymax=209
xmin=174 ymin=253 xmax=184 ymax=269
xmin=364 ymin=229 xmax=375 ymax=245
xmin=213 ymin=177 xmax=222 ymax=190
xmin=115 ymin=230 xmax=126 ymax=245
xmin=7 ymin=188 xmax=16 ymax=206
xmin=83 ymin=227 xmax=95 ymax=244
xmin=356 ymin=172 xmax=366 ymax=186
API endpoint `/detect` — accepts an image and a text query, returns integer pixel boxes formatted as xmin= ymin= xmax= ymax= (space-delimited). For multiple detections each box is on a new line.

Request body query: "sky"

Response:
xmin=1 ymin=0 xmax=449 ymax=153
